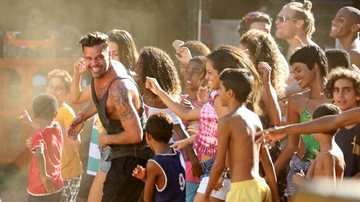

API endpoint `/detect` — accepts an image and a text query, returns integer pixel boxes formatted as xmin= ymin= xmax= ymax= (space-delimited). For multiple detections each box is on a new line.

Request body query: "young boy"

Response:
xmin=203 ymin=68 xmax=278 ymax=202
xmin=27 ymin=94 xmax=64 ymax=202
xmin=22 ymin=69 xmax=82 ymax=201
xmin=292 ymin=103 xmax=345 ymax=187
xmin=326 ymin=68 xmax=360 ymax=178
xmin=132 ymin=113 xmax=186 ymax=202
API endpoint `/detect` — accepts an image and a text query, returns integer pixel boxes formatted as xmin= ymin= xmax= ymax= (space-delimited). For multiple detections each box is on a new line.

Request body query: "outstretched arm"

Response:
xmin=146 ymin=77 xmax=200 ymax=121
xmin=173 ymin=124 xmax=202 ymax=177
xmin=257 ymin=107 xmax=360 ymax=143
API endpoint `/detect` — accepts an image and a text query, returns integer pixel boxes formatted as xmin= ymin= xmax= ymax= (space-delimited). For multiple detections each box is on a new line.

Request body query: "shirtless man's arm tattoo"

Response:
xmin=110 ymin=82 xmax=136 ymax=121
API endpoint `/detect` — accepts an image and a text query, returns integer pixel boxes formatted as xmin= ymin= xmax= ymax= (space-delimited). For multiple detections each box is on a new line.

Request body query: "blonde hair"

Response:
xmin=285 ymin=0 xmax=315 ymax=36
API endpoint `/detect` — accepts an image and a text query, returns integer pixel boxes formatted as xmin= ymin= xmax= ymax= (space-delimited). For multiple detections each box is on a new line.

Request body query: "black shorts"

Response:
xmin=28 ymin=191 xmax=61 ymax=202
xmin=102 ymin=156 xmax=148 ymax=202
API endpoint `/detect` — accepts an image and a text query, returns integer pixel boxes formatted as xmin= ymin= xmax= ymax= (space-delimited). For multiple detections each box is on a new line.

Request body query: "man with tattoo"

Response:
xmin=68 ymin=32 xmax=152 ymax=202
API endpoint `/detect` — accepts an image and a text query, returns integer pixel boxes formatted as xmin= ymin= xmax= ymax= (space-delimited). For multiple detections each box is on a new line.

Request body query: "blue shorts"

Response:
xmin=186 ymin=182 xmax=199 ymax=202
xmin=285 ymin=154 xmax=311 ymax=197
xmin=99 ymin=146 xmax=111 ymax=173
xmin=200 ymin=158 xmax=215 ymax=178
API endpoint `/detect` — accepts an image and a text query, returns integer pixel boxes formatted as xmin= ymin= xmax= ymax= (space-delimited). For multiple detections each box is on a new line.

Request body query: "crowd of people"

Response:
xmin=18 ymin=1 xmax=360 ymax=202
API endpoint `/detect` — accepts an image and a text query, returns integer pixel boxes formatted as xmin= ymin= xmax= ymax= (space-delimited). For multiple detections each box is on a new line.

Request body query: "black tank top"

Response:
xmin=91 ymin=76 xmax=152 ymax=160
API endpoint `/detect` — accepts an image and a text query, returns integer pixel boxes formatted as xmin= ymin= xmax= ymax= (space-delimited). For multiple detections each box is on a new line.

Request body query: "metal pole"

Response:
xmin=197 ymin=0 xmax=202 ymax=41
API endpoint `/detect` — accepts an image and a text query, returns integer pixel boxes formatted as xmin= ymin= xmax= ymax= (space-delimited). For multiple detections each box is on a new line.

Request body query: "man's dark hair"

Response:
xmin=146 ymin=113 xmax=173 ymax=143
xmin=219 ymin=68 xmax=254 ymax=103
xmin=325 ymin=49 xmax=350 ymax=71
xmin=32 ymin=94 xmax=58 ymax=120
xmin=79 ymin=31 xmax=109 ymax=51
xmin=290 ymin=45 xmax=328 ymax=78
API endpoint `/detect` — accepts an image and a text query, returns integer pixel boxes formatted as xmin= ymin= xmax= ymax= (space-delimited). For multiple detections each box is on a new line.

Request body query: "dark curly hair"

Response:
xmin=325 ymin=67 xmax=360 ymax=106
xmin=240 ymin=30 xmax=287 ymax=98
xmin=33 ymin=94 xmax=58 ymax=120
xmin=137 ymin=47 xmax=181 ymax=100
xmin=182 ymin=40 xmax=211 ymax=57
xmin=146 ymin=112 xmax=173 ymax=143
xmin=107 ymin=29 xmax=138 ymax=71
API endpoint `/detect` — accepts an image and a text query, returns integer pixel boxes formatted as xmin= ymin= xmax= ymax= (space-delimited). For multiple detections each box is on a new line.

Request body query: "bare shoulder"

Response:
xmin=108 ymin=79 xmax=140 ymax=121
xmin=108 ymin=79 xmax=139 ymax=101
xmin=147 ymin=159 xmax=161 ymax=172
xmin=288 ymin=91 xmax=308 ymax=104
xmin=348 ymin=49 xmax=360 ymax=66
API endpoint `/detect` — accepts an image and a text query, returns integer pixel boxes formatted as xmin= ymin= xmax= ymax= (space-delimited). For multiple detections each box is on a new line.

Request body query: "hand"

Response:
xmin=187 ymin=123 xmax=199 ymax=135
xmin=67 ymin=115 xmax=85 ymax=140
xmin=257 ymin=61 xmax=272 ymax=84
xmin=174 ymin=46 xmax=192 ymax=66
xmin=172 ymin=138 xmax=190 ymax=150
xmin=180 ymin=98 xmax=193 ymax=109
xmin=255 ymin=126 xmax=288 ymax=144
xmin=132 ymin=165 xmax=146 ymax=181
xmin=145 ymin=77 xmax=163 ymax=95
xmin=73 ymin=58 xmax=87 ymax=75
xmin=98 ymin=131 xmax=108 ymax=148
xmin=197 ymin=86 xmax=210 ymax=104
xmin=214 ymin=176 xmax=224 ymax=191
xmin=40 ymin=174 xmax=55 ymax=193
xmin=25 ymin=137 xmax=32 ymax=150
xmin=172 ymin=40 xmax=185 ymax=52
xmin=18 ymin=110 xmax=35 ymax=128
xmin=292 ymin=169 xmax=306 ymax=186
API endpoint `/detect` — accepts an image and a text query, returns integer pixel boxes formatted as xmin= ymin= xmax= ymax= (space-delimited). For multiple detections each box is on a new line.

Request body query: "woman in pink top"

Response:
xmin=146 ymin=46 xmax=262 ymax=202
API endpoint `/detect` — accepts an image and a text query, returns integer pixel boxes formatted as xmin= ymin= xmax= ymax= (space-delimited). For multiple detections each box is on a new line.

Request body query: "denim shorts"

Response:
xmin=200 ymin=158 xmax=215 ymax=178
xmin=99 ymin=146 xmax=111 ymax=173
xmin=285 ymin=154 xmax=311 ymax=197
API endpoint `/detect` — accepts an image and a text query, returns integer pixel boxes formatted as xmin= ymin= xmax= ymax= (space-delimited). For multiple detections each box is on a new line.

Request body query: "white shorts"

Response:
xmin=197 ymin=176 xmax=231 ymax=200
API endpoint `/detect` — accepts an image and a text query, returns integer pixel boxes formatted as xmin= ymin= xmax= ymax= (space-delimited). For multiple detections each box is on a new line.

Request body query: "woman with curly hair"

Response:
xmin=135 ymin=47 xmax=202 ymax=196
xmin=135 ymin=46 xmax=181 ymax=105
xmin=240 ymin=29 xmax=288 ymax=101
xmin=240 ymin=29 xmax=289 ymax=202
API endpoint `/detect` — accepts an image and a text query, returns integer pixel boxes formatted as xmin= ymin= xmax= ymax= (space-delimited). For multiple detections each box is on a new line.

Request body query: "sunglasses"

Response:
xmin=276 ymin=15 xmax=295 ymax=23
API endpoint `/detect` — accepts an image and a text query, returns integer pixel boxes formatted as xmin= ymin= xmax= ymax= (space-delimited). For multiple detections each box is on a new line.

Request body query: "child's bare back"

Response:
xmin=309 ymin=145 xmax=344 ymax=180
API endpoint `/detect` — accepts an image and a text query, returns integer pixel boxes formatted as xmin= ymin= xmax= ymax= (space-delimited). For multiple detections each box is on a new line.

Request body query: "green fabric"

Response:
xmin=299 ymin=110 xmax=320 ymax=160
